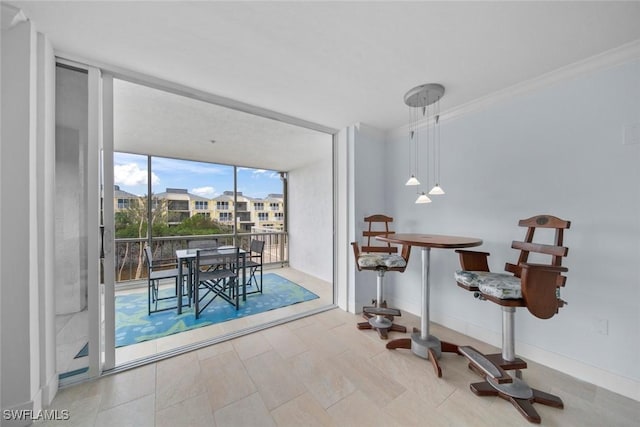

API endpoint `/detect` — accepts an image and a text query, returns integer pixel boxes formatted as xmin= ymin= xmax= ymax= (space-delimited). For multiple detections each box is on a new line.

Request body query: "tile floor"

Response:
xmin=55 ymin=267 xmax=334 ymax=376
xmin=41 ymin=308 xmax=639 ymax=426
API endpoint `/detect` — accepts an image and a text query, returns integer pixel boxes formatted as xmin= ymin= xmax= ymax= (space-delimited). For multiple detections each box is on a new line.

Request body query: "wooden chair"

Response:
xmin=454 ymin=214 xmax=571 ymax=424
xmin=351 ymin=214 xmax=411 ymax=339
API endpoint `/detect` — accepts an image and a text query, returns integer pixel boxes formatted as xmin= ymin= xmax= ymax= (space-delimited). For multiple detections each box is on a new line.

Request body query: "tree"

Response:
xmin=115 ymin=196 xmax=167 ymax=281
xmin=173 ymin=214 xmax=232 ymax=235
xmin=114 ymin=198 xmax=234 ymax=281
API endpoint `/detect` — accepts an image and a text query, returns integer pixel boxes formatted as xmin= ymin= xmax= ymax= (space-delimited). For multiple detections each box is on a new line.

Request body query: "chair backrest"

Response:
xmin=506 ymin=214 xmax=571 ymax=286
xmin=361 ymin=214 xmax=397 ymax=254
xmin=250 ymin=239 xmax=265 ymax=254
xmin=509 ymin=215 xmax=571 ymax=319
xmin=188 ymin=239 xmax=218 ymax=249
xmin=143 ymin=245 xmax=153 ymax=268
xmin=195 ymin=247 xmax=239 ymax=272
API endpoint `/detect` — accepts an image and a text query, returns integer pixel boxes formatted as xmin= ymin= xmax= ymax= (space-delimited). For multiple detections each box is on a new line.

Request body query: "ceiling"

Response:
xmin=112 ymin=79 xmax=332 ymax=171
xmin=8 ymin=1 xmax=640 ymax=169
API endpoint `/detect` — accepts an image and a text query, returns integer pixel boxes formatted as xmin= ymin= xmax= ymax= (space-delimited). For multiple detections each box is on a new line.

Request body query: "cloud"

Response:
xmin=153 ymin=157 xmax=229 ymax=175
xmin=114 ymin=163 xmax=159 ymax=186
xmin=192 ymin=186 xmax=216 ymax=197
xmin=253 ymin=169 xmax=267 ymax=174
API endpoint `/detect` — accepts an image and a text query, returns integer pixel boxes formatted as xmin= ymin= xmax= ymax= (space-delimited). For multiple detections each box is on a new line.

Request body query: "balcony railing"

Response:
xmin=114 ymin=231 xmax=288 ymax=283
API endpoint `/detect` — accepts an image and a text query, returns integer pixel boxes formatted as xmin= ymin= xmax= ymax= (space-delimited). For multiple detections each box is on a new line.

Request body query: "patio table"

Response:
xmin=175 ymin=247 xmax=247 ymax=314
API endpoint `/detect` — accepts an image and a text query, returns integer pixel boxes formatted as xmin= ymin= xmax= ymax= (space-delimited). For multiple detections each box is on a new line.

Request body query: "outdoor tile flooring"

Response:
xmin=44 ymin=304 xmax=639 ymax=426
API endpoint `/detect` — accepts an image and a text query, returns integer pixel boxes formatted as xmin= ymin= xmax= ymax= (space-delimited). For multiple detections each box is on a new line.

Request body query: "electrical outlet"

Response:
xmin=623 ymin=123 xmax=640 ymax=145
xmin=594 ymin=317 xmax=609 ymax=335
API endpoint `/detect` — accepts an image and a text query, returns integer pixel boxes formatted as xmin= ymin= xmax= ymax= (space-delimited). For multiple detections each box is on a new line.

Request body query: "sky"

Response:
xmin=114 ymin=152 xmax=282 ymax=199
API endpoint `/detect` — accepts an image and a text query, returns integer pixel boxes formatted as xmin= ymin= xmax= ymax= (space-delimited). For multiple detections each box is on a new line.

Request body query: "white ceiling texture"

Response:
xmin=9 ymin=1 xmax=640 ymax=171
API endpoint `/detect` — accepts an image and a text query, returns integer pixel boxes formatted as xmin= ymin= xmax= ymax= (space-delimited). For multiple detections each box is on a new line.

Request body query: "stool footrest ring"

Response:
xmin=363 ymin=306 xmax=401 ymax=317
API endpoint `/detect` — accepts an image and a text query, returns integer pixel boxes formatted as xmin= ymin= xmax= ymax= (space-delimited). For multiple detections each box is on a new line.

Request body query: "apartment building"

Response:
xmin=114 ymin=187 xmax=285 ymax=232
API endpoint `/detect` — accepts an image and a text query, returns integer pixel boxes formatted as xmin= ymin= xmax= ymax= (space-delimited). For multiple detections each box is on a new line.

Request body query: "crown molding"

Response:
xmin=389 ymin=39 xmax=640 ymax=138
xmin=1 ymin=3 xmax=28 ymax=30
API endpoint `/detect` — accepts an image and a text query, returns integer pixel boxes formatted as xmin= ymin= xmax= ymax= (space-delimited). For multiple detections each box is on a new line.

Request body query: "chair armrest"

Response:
xmin=455 ymin=249 xmax=490 ymax=272
xmin=152 ymin=258 xmax=177 ymax=269
xmin=400 ymin=244 xmax=411 ymax=266
xmin=520 ymin=263 xmax=566 ymax=319
xmin=351 ymin=242 xmax=362 ymax=271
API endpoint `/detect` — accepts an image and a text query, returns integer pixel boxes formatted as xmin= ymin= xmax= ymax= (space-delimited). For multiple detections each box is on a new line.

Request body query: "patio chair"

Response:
xmin=245 ymin=239 xmax=265 ymax=295
xmin=144 ymin=245 xmax=184 ymax=315
xmin=188 ymin=239 xmax=219 ymax=249
xmin=194 ymin=247 xmax=240 ymax=318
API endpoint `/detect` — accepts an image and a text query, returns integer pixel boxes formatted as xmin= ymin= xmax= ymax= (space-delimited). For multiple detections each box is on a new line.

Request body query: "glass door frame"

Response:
xmin=102 ymin=73 xmax=116 ymax=370
xmin=55 ymin=58 xmax=107 ymax=380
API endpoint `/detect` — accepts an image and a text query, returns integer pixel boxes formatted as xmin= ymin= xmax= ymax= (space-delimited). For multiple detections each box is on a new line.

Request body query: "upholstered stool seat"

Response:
xmin=358 ymin=253 xmax=407 ymax=270
xmin=455 ymin=270 xmax=522 ymax=299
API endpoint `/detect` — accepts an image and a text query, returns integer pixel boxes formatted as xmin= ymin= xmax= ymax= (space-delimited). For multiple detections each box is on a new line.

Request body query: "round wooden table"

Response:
xmin=377 ymin=233 xmax=482 ymax=376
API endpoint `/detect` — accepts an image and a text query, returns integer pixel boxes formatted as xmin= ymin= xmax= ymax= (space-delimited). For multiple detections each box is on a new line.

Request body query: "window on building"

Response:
xmin=217 ymin=201 xmax=229 ymax=210
xmin=258 ymin=212 xmax=269 ymax=221
xmin=117 ymin=198 xmax=130 ymax=209
xmin=254 ymin=202 xmax=264 ymax=211
xmin=270 ymin=202 xmax=279 ymax=211
xmin=219 ymin=212 xmax=232 ymax=221
xmin=275 ymin=212 xmax=284 ymax=220
xmin=168 ymin=200 xmax=189 ymax=211
xmin=195 ymin=200 xmax=208 ymax=210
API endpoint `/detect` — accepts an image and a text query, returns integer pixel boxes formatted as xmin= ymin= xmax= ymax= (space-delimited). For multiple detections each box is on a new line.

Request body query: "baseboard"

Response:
xmin=513 ymin=340 xmax=639 ymax=402
xmin=40 ymin=373 xmax=59 ymax=407
xmin=430 ymin=311 xmax=640 ymax=402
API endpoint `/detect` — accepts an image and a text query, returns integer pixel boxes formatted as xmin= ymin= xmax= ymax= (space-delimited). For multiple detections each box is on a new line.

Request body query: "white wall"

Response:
xmin=288 ymin=136 xmax=333 ymax=283
xmin=350 ymin=124 xmax=389 ymax=310
xmin=1 ymin=10 xmax=58 ymax=423
xmin=381 ymin=58 xmax=640 ymax=400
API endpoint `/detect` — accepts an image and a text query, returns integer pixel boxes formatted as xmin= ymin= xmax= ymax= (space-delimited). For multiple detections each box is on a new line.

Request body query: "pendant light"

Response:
xmin=429 ymin=94 xmax=445 ymax=195
xmin=404 ymin=83 xmax=445 ymax=204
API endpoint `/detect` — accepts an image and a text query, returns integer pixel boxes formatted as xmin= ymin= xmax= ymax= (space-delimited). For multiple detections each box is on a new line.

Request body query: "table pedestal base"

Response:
xmin=410 ymin=332 xmax=442 ymax=359
xmin=386 ymin=328 xmax=463 ymax=377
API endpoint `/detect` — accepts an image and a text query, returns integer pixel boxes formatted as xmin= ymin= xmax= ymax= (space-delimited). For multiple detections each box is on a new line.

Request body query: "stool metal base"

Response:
xmin=368 ymin=315 xmax=392 ymax=329
xmin=410 ymin=332 xmax=441 ymax=359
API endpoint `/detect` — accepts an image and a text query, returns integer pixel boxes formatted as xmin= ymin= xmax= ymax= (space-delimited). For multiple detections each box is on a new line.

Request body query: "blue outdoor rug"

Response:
xmin=115 ymin=273 xmax=318 ymax=347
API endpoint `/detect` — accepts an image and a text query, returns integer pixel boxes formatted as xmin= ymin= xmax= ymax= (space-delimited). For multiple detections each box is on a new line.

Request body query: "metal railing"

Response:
xmin=114 ymin=232 xmax=288 ymax=283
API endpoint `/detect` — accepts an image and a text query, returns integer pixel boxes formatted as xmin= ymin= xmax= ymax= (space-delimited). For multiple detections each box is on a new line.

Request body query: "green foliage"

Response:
xmin=115 ymin=198 xmax=231 ymax=238
xmin=170 ymin=214 xmax=232 ymax=236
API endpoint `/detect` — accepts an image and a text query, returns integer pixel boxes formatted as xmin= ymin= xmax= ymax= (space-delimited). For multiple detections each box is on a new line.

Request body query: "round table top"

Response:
xmin=377 ymin=233 xmax=482 ymax=249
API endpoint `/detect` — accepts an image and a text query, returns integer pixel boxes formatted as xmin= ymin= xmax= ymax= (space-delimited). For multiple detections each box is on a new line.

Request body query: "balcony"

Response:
xmin=109 ymin=230 xmax=334 ymax=367
xmin=115 ymin=231 xmax=288 ymax=283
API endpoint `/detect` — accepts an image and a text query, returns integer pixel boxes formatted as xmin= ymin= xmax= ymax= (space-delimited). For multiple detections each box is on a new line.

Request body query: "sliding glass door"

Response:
xmin=54 ymin=61 xmax=105 ymax=382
